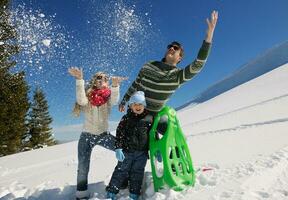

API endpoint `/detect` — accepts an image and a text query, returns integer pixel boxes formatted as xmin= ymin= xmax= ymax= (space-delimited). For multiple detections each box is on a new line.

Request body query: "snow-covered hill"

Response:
xmin=0 ymin=63 xmax=288 ymax=199
xmin=177 ymin=40 xmax=288 ymax=110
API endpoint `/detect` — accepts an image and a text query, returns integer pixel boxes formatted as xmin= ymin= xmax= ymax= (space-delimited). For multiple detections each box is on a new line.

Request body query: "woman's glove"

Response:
xmin=115 ymin=149 xmax=125 ymax=162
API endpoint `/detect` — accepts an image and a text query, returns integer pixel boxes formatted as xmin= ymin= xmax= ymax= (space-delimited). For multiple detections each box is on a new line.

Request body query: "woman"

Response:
xmin=68 ymin=67 xmax=126 ymax=200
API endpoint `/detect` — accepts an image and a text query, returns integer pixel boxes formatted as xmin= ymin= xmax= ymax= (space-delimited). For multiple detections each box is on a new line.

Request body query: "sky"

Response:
xmin=9 ymin=0 xmax=288 ymax=141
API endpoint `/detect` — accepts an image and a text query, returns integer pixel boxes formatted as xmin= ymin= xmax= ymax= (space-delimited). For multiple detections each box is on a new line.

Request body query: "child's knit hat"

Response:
xmin=129 ymin=91 xmax=146 ymax=107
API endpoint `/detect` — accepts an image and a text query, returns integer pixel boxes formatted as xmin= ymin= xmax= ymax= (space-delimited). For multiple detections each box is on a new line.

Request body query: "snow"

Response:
xmin=9 ymin=4 xmax=68 ymax=68
xmin=177 ymin=40 xmax=288 ymax=110
xmin=8 ymin=4 xmax=70 ymax=88
xmin=42 ymin=39 xmax=51 ymax=47
xmin=83 ymin=0 xmax=159 ymax=75
xmin=8 ymin=1 xmax=158 ymax=96
xmin=38 ymin=13 xmax=45 ymax=18
xmin=0 ymin=63 xmax=288 ymax=199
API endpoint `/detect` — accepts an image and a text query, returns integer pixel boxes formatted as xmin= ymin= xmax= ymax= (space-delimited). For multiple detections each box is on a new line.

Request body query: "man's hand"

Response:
xmin=111 ymin=76 xmax=128 ymax=87
xmin=205 ymin=10 xmax=218 ymax=43
xmin=68 ymin=67 xmax=83 ymax=80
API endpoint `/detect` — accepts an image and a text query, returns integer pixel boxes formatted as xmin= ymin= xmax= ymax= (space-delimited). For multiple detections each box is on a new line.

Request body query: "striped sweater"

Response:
xmin=121 ymin=40 xmax=211 ymax=113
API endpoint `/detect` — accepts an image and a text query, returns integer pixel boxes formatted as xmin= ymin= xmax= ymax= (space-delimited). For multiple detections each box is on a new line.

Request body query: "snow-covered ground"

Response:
xmin=1 ymin=63 xmax=288 ymax=199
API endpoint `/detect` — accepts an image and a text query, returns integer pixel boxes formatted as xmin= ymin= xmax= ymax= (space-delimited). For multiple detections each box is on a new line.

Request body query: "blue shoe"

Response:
xmin=129 ymin=193 xmax=139 ymax=200
xmin=106 ymin=192 xmax=116 ymax=200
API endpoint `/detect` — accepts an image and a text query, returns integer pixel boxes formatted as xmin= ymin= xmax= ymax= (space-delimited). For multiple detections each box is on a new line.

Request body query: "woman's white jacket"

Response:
xmin=76 ymin=79 xmax=119 ymax=135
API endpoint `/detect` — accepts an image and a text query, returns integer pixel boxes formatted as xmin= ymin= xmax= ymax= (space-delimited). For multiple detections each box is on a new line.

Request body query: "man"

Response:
xmin=119 ymin=11 xmax=218 ymax=116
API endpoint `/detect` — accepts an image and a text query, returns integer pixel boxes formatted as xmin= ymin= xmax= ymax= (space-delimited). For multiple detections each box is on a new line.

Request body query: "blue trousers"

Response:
xmin=77 ymin=131 xmax=116 ymax=191
xmin=106 ymin=151 xmax=148 ymax=195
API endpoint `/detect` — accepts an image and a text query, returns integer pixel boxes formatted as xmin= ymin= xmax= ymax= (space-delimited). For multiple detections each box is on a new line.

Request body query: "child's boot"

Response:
xmin=129 ymin=193 xmax=139 ymax=200
xmin=106 ymin=192 xmax=116 ymax=200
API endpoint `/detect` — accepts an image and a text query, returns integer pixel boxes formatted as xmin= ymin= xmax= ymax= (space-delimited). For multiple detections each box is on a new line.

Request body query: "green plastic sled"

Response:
xmin=149 ymin=106 xmax=195 ymax=192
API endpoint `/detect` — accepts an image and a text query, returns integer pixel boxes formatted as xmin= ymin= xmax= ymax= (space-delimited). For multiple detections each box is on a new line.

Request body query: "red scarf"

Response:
xmin=89 ymin=88 xmax=111 ymax=107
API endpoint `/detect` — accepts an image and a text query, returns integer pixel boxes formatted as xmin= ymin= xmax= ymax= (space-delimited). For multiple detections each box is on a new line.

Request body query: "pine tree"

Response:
xmin=0 ymin=0 xmax=30 ymax=156
xmin=26 ymin=87 xmax=56 ymax=149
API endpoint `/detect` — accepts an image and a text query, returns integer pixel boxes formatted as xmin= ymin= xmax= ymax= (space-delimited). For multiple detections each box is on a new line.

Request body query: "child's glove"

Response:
xmin=115 ymin=149 xmax=125 ymax=162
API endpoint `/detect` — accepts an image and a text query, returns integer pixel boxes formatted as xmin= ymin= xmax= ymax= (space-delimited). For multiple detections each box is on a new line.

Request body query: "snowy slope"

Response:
xmin=175 ymin=63 xmax=288 ymax=200
xmin=0 ymin=64 xmax=288 ymax=199
xmin=177 ymin=40 xmax=288 ymax=110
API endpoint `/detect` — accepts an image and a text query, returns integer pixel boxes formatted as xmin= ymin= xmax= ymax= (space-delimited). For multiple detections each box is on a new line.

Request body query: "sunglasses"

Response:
xmin=167 ymin=45 xmax=180 ymax=51
xmin=95 ymin=75 xmax=109 ymax=81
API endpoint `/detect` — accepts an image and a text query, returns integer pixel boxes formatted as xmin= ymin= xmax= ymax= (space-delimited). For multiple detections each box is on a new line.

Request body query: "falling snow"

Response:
xmin=10 ymin=5 xmax=68 ymax=63
xmin=5 ymin=1 xmax=161 ymax=117
xmin=84 ymin=0 xmax=160 ymax=77
xmin=42 ymin=39 xmax=51 ymax=47
xmin=7 ymin=1 xmax=159 ymax=88
xmin=4 ymin=3 xmax=74 ymax=90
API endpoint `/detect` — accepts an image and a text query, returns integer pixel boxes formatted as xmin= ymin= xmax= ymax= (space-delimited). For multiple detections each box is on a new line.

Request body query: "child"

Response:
xmin=106 ymin=91 xmax=153 ymax=200
xmin=68 ymin=67 xmax=126 ymax=200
